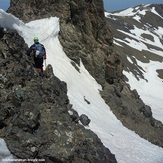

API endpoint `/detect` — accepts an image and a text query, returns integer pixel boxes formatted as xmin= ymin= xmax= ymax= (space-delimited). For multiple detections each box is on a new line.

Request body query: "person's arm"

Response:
xmin=27 ymin=44 xmax=34 ymax=56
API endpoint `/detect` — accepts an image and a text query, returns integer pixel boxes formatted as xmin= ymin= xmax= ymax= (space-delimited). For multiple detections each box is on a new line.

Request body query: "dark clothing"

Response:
xmin=27 ymin=42 xmax=46 ymax=73
xmin=27 ymin=42 xmax=46 ymax=59
xmin=34 ymin=57 xmax=43 ymax=69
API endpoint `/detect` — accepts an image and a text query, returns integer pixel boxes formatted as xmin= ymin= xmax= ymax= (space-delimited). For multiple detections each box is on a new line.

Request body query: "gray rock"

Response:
xmin=79 ymin=114 xmax=91 ymax=126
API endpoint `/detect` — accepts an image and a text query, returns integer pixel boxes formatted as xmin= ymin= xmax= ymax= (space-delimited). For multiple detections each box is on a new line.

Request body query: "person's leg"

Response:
xmin=37 ymin=58 xmax=44 ymax=76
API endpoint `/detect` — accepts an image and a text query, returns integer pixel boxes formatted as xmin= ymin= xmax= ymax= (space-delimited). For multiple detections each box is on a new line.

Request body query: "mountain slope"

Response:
xmin=105 ymin=4 xmax=163 ymax=123
xmin=0 ymin=1 xmax=163 ymax=163
xmin=1 ymin=9 xmax=163 ymax=163
xmin=6 ymin=1 xmax=163 ymax=149
xmin=0 ymin=12 xmax=117 ymax=163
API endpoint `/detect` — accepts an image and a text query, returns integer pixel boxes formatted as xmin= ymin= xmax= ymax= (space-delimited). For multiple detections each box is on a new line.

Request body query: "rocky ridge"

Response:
xmin=0 ymin=28 xmax=117 ymax=162
xmin=8 ymin=0 xmax=122 ymax=85
xmin=1 ymin=0 xmax=162 ymax=160
xmin=8 ymin=0 xmax=163 ymax=147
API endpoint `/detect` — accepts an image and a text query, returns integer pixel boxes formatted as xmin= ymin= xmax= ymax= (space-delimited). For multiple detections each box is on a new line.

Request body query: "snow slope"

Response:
xmin=105 ymin=5 xmax=163 ymax=123
xmin=0 ymin=9 xmax=163 ymax=163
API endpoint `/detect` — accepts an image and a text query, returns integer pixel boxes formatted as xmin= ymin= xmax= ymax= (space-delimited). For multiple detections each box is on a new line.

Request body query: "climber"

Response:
xmin=27 ymin=37 xmax=46 ymax=76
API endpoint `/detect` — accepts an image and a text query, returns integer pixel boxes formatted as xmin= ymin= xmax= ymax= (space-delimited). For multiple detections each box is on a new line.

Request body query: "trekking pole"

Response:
xmin=44 ymin=59 xmax=47 ymax=67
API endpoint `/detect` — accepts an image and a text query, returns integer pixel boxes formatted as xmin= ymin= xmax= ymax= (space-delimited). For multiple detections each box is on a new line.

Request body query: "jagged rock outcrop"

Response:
xmin=0 ymin=28 xmax=117 ymax=162
xmin=8 ymin=0 xmax=122 ymax=85
xmin=7 ymin=0 xmax=163 ymax=148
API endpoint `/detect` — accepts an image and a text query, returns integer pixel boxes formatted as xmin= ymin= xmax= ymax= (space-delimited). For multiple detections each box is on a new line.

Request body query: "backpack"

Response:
xmin=34 ymin=43 xmax=44 ymax=58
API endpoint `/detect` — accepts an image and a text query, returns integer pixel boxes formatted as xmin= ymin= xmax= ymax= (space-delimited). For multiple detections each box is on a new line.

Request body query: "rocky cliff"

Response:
xmin=0 ymin=28 xmax=117 ymax=162
xmin=4 ymin=0 xmax=163 ymax=157
xmin=8 ymin=0 xmax=122 ymax=85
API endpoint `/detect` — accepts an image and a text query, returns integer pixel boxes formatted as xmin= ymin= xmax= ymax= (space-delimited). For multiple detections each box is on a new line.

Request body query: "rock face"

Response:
xmin=8 ymin=0 xmax=122 ymax=85
xmin=0 ymin=28 xmax=117 ymax=162
xmin=6 ymin=0 xmax=163 ymax=152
